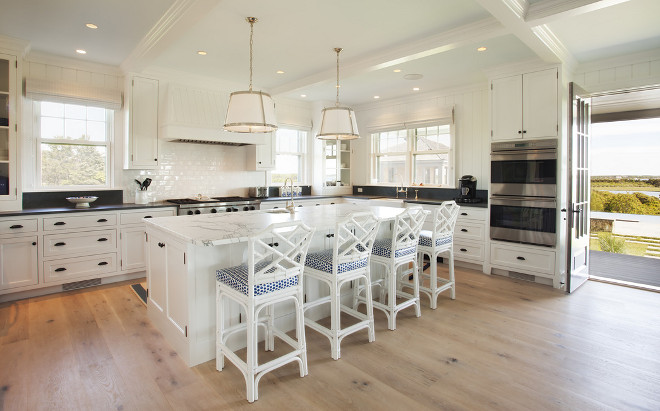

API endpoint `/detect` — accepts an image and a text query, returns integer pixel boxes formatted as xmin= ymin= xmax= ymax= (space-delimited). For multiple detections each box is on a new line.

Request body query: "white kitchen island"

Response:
xmin=144 ymin=203 xmax=407 ymax=367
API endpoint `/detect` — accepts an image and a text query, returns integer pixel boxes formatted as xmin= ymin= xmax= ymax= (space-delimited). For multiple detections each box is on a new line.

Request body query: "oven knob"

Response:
xmin=226 ymin=208 xmax=232 ymax=212
xmin=187 ymin=210 xmax=194 ymax=215
xmin=232 ymin=207 xmax=238 ymax=212
xmin=250 ymin=206 xmax=256 ymax=210
xmin=194 ymin=210 xmax=201 ymax=215
xmin=211 ymin=208 xmax=217 ymax=213
xmin=243 ymin=206 xmax=249 ymax=211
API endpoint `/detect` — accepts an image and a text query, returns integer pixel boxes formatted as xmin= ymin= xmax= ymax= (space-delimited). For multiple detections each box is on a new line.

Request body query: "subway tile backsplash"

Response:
xmin=121 ymin=141 xmax=268 ymax=202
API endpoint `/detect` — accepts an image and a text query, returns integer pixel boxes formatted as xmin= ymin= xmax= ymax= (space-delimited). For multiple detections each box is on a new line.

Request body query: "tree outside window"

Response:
xmin=272 ymin=128 xmax=306 ymax=184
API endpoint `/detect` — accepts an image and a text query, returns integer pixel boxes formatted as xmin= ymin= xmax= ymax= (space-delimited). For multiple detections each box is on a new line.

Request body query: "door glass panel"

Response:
xmin=0 ymin=59 xmax=8 ymax=92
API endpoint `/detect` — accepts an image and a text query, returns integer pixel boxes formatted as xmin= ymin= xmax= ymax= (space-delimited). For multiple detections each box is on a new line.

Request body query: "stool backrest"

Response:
xmin=431 ymin=201 xmax=460 ymax=242
xmin=334 ymin=212 xmax=380 ymax=266
xmin=248 ymin=221 xmax=314 ymax=293
xmin=391 ymin=206 xmax=428 ymax=252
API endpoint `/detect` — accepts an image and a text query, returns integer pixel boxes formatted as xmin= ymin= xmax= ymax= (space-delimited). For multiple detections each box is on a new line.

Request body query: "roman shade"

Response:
xmin=365 ymin=104 xmax=454 ymax=133
xmin=25 ymin=78 xmax=123 ymax=110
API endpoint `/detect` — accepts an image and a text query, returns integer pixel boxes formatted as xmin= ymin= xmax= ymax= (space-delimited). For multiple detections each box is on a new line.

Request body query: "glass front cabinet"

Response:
xmin=323 ymin=140 xmax=351 ymax=194
xmin=0 ymin=53 xmax=17 ymax=204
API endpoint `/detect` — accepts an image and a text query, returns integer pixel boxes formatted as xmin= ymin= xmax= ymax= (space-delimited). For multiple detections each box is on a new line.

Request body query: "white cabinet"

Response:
xmin=323 ymin=140 xmax=351 ymax=194
xmin=0 ymin=53 xmax=19 ymax=208
xmin=453 ymin=207 xmax=487 ymax=266
xmin=0 ymin=236 xmax=38 ymax=290
xmin=125 ymin=76 xmax=159 ymax=169
xmin=491 ymin=68 xmax=558 ymax=141
xmin=247 ymin=133 xmax=275 ymax=170
xmin=119 ymin=208 xmax=176 ymax=272
xmin=490 ymin=241 xmax=556 ymax=278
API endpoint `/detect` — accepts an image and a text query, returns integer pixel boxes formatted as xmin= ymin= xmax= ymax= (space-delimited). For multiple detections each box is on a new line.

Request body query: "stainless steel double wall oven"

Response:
xmin=490 ymin=139 xmax=558 ymax=247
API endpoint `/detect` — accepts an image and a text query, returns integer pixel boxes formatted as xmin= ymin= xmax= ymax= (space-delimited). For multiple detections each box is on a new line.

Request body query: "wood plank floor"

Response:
xmin=1 ymin=266 xmax=659 ymax=410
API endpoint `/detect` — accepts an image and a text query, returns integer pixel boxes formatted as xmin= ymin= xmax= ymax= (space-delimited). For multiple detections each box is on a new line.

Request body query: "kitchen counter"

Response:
xmin=0 ymin=201 xmax=176 ymax=217
xmin=261 ymin=194 xmax=488 ymax=208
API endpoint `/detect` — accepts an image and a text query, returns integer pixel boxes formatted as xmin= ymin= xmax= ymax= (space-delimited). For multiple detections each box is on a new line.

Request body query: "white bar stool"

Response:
xmin=215 ymin=221 xmax=314 ymax=403
xmin=360 ymin=206 xmax=428 ymax=330
xmin=303 ymin=212 xmax=380 ymax=360
xmin=415 ymin=201 xmax=460 ymax=309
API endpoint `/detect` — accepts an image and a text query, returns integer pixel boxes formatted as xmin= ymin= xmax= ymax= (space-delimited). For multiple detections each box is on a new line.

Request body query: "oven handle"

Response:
xmin=490 ymin=149 xmax=557 ymax=161
xmin=490 ymin=196 xmax=556 ymax=208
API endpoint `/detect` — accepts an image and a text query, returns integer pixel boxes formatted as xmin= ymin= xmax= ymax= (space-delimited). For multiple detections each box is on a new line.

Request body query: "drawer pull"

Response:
xmin=460 ymin=212 xmax=468 ymax=216
xmin=268 ymin=242 xmax=280 ymax=247
xmin=144 ymin=215 xmax=153 ymax=219
xmin=158 ymin=242 xmax=165 ymax=248
xmin=54 ymin=242 xmax=66 ymax=247
xmin=97 ymin=218 xmax=108 ymax=223
xmin=461 ymin=228 xmax=468 ymax=232
xmin=98 ymin=261 xmax=108 ymax=266
xmin=97 ymin=238 xmax=108 ymax=242
xmin=54 ymin=222 xmax=66 ymax=226
xmin=460 ymin=248 xmax=467 ymax=252
xmin=516 ymin=256 xmax=526 ymax=261
xmin=54 ymin=267 xmax=67 ymax=272
xmin=9 ymin=224 xmax=23 ymax=229
xmin=326 ymin=234 xmax=335 ymax=238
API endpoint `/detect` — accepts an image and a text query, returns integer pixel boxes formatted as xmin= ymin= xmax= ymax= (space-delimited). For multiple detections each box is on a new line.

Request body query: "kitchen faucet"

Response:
xmin=394 ymin=174 xmax=407 ymax=199
xmin=284 ymin=177 xmax=296 ymax=213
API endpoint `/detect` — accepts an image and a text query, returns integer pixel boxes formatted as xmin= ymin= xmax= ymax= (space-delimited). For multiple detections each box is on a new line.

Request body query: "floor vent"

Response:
xmin=509 ymin=271 xmax=536 ymax=282
xmin=62 ymin=278 xmax=102 ymax=291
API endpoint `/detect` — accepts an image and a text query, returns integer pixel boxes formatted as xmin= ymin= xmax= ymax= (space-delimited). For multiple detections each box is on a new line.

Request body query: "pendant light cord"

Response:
xmin=335 ymin=47 xmax=342 ymax=107
xmin=247 ymin=17 xmax=257 ymax=92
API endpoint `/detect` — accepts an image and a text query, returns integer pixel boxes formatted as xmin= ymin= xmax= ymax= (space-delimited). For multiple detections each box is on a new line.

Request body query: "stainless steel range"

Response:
xmin=167 ymin=196 xmax=260 ymax=216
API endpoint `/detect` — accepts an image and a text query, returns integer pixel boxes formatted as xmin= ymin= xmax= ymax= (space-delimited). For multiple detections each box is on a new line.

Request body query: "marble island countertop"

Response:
xmin=144 ymin=203 xmax=407 ymax=247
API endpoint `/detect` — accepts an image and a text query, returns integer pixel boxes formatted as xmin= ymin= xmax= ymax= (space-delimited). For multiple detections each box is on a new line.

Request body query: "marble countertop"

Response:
xmin=261 ymin=194 xmax=487 ymax=208
xmin=144 ymin=203 xmax=408 ymax=247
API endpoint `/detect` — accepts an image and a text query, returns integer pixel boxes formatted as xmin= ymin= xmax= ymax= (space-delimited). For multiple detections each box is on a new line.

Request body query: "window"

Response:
xmin=272 ymin=128 xmax=307 ymax=184
xmin=372 ymin=124 xmax=453 ymax=186
xmin=35 ymin=101 xmax=112 ymax=188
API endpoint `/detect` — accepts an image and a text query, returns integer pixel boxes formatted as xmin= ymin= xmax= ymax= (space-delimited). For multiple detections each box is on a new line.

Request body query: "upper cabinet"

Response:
xmin=491 ymin=68 xmax=558 ymax=141
xmin=247 ymin=133 xmax=275 ymax=170
xmin=125 ymin=76 xmax=159 ymax=169
xmin=322 ymin=140 xmax=352 ymax=194
xmin=0 ymin=53 xmax=19 ymax=208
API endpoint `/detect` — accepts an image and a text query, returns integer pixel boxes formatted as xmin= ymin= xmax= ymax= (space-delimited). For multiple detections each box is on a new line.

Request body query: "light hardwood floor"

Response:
xmin=1 ymin=266 xmax=659 ymax=410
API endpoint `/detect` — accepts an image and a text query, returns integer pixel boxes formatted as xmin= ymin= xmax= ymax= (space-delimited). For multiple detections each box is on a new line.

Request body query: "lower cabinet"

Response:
xmin=120 ymin=226 xmax=147 ymax=271
xmin=43 ymin=253 xmax=117 ymax=283
xmin=490 ymin=242 xmax=556 ymax=278
xmin=0 ymin=236 xmax=38 ymax=290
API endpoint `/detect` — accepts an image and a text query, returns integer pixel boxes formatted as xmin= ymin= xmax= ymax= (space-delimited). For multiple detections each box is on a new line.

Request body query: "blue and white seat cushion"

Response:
xmin=304 ymin=249 xmax=368 ymax=274
xmin=418 ymin=231 xmax=453 ymax=247
xmin=371 ymin=238 xmax=417 ymax=258
xmin=216 ymin=261 xmax=298 ymax=296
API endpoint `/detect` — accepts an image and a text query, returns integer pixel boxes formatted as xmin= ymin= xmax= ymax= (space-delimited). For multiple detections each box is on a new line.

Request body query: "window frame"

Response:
xmin=371 ymin=121 xmax=454 ymax=187
xmin=33 ymin=100 xmax=114 ymax=190
xmin=271 ymin=127 xmax=308 ymax=185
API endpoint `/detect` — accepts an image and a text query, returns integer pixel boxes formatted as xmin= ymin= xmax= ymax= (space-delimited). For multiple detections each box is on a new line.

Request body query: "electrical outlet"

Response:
xmin=357 ymin=187 xmax=363 ymax=193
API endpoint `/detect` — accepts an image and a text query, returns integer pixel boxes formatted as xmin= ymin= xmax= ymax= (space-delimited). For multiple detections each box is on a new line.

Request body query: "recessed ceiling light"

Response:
xmin=276 ymin=70 xmax=285 ymax=74
xmin=374 ymin=96 xmax=380 ymax=99
xmin=85 ymin=23 xmax=98 ymax=29
xmin=76 ymin=49 xmax=87 ymax=55
xmin=197 ymin=50 xmax=207 ymax=56
xmin=300 ymin=94 xmax=307 ymax=98
xmin=412 ymin=87 xmax=420 ymax=91
xmin=477 ymin=46 xmax=487 ymax=52
xmin=393 ymin=69 xmax=401 ymax=73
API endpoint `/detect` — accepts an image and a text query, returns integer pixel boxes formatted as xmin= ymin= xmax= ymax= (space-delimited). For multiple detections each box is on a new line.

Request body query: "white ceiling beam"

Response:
xmin=121 ymin=0 xmax=219 ymax=73
xmin=526 ymin=0 xmax=632 ymax=25
xmin=271 ymin=17 xmax=507 ymax=96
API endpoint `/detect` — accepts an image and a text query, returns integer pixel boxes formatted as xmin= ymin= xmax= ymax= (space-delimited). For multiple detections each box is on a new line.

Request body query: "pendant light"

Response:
xmin=224 ymin=17 xmax=277 ymax=133
xmin=317 ymin=48 xmax=359 ymax=140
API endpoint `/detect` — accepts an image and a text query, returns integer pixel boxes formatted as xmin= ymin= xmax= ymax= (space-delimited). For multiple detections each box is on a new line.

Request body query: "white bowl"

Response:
xmin=66 ymin=196 xmax=98 ymax=208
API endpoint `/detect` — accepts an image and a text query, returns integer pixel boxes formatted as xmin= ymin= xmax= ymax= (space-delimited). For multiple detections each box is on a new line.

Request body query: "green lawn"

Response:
xmin=590 ymin=232 xmax=650 ymax=256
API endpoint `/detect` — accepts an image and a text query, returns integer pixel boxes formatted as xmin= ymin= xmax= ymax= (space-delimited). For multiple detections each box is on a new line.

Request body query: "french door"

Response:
xmin=566 ymin=83 xmax=591 ymax=293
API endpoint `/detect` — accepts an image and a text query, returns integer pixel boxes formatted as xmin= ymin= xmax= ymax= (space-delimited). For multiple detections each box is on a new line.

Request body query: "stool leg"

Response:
xmin=364 ymin=271 xmax=376 ymax=342
xmin=296 ymin=290 xmax=308 ymax=376
xmin=430 ymin=250 xmax=438 ymax=310
xmin=412 ymin=258 xmax=421 ymax=317
xmin=388 ymin=264 xmax=396 ymax=330
xmin=448 ymin=248 xmax=456 ymax=300
xmin=330 ymin=279 xmax=341 ymax=360
xmin=216 ymin=290 xmax=225 ymax=371
xmin=266 ymin=304 xmax=275 ymax=351
xmin=246 ymin=306 xmax=257 ymax=403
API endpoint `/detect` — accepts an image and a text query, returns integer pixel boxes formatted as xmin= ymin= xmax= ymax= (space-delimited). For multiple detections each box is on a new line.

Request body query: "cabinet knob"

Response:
xmin=522 ymin=130 xmax=527 ymax=134
xmin=518 ymin=130 xmax=522 ymax=134
xmin=516 ymin=256 xmax=526 ymax=261
xmin=54 ymin=242 xmax=66 ymax=247
xmin=154 ymin=158 xmax=157 ymax=162
xmin=9 ymin=224 xmax=23 ymax=229
xmin=32 ymin=242 xmax=37 ymax=246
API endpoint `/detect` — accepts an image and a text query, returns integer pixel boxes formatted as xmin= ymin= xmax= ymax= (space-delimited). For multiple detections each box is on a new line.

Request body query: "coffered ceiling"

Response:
xmin=0 ymin=0 xmax=659 ymax=105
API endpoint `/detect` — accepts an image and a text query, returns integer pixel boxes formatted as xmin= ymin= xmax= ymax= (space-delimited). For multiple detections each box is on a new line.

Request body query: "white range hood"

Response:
xmin=159 ymin=84 xmax=268 ymax=145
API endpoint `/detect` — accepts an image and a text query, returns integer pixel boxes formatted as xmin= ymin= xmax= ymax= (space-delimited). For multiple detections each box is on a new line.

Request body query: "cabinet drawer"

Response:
xmin=43 ymin=229 xmax=117 ymax=258
xmin=490 ymin=244 xmax=555 ymax=275
xmin=44 ymin=213 xmax=117 ymax=231
xmin=120 ymin=208 xmax=176 ymax=225
xmin=43 ymin=253 xmax=117 ymax=283
xmin=457 ymin=207 xmax=487 ymax=222
xmin=454 ymin=222 xmax=484 ymax=242
xmin=454 ymin=241 xmax=484 ymax=262
xmin=0 ymin=219 xmax=39 ymax=235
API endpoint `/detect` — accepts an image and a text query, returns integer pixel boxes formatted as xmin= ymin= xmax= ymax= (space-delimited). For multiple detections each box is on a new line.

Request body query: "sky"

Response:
xmin=591 ymin=117 xmax=660 ymax=176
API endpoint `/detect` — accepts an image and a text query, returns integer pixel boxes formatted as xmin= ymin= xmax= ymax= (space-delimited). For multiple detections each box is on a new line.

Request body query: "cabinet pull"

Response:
xmin=144 ymin=215 xmax=153 ymax=219
xmin=54 ymin=222 xmax=66 ymax=226
xmin=9 ymin=224 xmax=23 ymax=229
xmin=97 ymin=238 xmax=108 ymax=242
xmin=267 ymin=242 xmax=279 ymax=247
xmin=158 ymin=242 xmax=165 ymax=248
xmin=460 ymin=212 xmax=468 ymax=216
xmin=460 ymin=248 xmax=467 ymax=252
xmin=98 ymin=261 xmax=108 ymax=266
xmin=517 ymin=256 xmax=526 ymax=261
xmin=518 ymin=130 xmax=522 ymax=134
xmin=326 ymin=233 xmax=334 ymax=238
xmin=461 ymin=228 xmax=468 ymax=232
xmin=54 ymin=242 xmax=66 ymax=247
xmin=32 ymin=242 xmax=37 ymax=246
xmin=97 ymin=218 xmax=108 ymax=223
xmin=54 ymin=267 xmax=67 ymax=272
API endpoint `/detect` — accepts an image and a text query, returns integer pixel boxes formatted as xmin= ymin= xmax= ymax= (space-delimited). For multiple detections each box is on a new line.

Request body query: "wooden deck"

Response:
xmin=590 ymin=250 xmax=660 ymax=288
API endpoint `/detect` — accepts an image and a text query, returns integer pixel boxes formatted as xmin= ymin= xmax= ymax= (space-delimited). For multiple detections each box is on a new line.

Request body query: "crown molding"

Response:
xmin=526 ymin=0 xmax=631 ymax=24
xmin=0 ymin=35 xmax=30 ymax=57
xmin=532 ymin=25 xmax=577 ymax=72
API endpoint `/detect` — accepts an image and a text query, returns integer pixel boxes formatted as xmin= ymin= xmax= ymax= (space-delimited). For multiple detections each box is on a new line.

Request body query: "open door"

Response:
xmin=566 ymin=83 xmax=591 ymax=293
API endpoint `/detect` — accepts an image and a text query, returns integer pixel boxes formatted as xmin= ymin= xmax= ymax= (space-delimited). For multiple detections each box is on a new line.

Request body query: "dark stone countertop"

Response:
xmin=260 ymin=195 xmax=488 ymax=208
xmin=0 ymin=201 xmax=177 ymax=218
